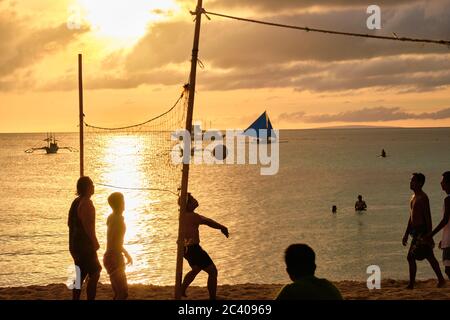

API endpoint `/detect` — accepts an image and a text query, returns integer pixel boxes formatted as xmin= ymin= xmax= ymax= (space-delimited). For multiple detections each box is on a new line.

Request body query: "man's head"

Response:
xmin=186 ymin=193 xmax=199 ymax=211
xmin=108 ymin=192 xmax=125 ymax=213
xmin=441 ymin=171 xmax=450 ymax=193
xmin=410 ymin=173 xmax=426 ymax=191
xmin=284 ymin=244 xmax=316 ymax=281
xmin=358 ymin=195 xmax=362 ymax=201
xmin=76 ymin=176 xmax=94 ymax=197
xmin=179 ymin=193 xmax=199 ymax=212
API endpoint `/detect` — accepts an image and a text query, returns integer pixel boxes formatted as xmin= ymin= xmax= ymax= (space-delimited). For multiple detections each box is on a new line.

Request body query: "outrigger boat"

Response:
xmin=25 ymin=133 xmax=78 ymax=154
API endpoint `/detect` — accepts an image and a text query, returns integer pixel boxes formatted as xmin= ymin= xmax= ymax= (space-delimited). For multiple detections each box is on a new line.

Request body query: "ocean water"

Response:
xmin=1 ymin=128 xmax=450 ymax=288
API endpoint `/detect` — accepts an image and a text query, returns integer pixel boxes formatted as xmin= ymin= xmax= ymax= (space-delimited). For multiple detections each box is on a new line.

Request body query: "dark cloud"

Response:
xmin=127 ymin=3 xmax=449 ymax=70
xmin=110 ymin=1 xmax=450 ymax=92
xmin=178 ymin=0 xmax=416 ymax=12
xmin=198 ymin=54 xmax=450 ymax=92
xmin=278 ymin=111 xmax=306 ymax=122
xmin=279 ymin=107 xmax=450 ymax=123
xmin=36 ymin=0 xmax=450 ymax=94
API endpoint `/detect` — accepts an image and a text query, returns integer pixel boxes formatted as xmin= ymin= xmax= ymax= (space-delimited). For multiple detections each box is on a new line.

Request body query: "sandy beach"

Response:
xmin=0 ymin=279 xmax=449 ymax=300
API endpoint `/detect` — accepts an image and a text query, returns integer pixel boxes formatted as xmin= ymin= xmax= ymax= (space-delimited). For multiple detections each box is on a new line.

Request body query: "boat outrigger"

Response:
xmin=25 ymin=133 xmax=78 ymax=154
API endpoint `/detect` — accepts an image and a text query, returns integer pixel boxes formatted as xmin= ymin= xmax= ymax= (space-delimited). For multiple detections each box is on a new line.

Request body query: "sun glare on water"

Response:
xmin=78 ymin=0 xmax=180 ymax=43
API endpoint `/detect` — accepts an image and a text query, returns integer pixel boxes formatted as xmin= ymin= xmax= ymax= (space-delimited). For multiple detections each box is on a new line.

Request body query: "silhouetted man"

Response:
xmin=68 ymin=176 xmax=102 ymax=300
xmin=426 ymin=171 xmax=450 ymax=280
xmin=180 ymin=193 xmax=229 ymax=300
xmin=276 ymin=244 xmax=342 ymax=300
xmin=355 ymin=195 xmax=367 ymax=211
xmin=402 ymin=173 xmax=445 ymax=289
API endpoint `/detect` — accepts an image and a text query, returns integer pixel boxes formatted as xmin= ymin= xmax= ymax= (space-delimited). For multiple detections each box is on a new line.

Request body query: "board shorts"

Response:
xmin=443 ymin=247 xmax=450 ymax=267
xmin=72 ymin=250 xmax=102 ymax=281
xmin=103 ymin=251 xmax=125 ymax=275
xmin=184 ymin=244 xmax=214 ymax=270
xmin=408 ymin=226 xmax=433 ymax=261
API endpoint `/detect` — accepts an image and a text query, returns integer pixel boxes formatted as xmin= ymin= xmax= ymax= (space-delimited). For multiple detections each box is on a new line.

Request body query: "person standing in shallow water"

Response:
xmin=276 ymin=244 xmax=342 ymax=300
xmin=402 ymin=173 xmax=445 ymax=289
xmin=68 ymin=176 xmax=102 ymax=300
xmin=103 ymin=192 xmax=132 ymax=300
xmin=180 ymin=193 xmax=229 ymax=300
xmin=355 ymin=195 xmax=367 ymax=211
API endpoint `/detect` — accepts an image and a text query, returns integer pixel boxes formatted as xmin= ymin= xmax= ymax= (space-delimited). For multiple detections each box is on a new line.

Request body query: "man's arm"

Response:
xmin=122 ymin=247 xmax=133 ymax=265
xmin=80 ymin=201 xmax=100 ymax=250
xmin=423 ymin=196 xmax=433 ymax=233
xmin=198 ymin=215 xmax=229 ymax=238
xmin=403 ymin=217 xmax=411 ymax=246
xmin=429 ymin=197 xmax=450 ymax=238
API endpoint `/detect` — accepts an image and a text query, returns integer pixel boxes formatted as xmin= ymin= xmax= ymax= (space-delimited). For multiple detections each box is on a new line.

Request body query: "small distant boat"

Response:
xmin=243 ymin=111 xmax=276 ymax=144
xmin=25 ymin=133 xmax=78 ymax=154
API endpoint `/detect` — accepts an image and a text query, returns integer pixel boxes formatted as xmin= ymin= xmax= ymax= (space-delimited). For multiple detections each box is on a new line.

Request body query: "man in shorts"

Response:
xmin=402 ymin=173 xmax=445 ymax=289
xmin=180 ymin=193 xmax=229 ymax=300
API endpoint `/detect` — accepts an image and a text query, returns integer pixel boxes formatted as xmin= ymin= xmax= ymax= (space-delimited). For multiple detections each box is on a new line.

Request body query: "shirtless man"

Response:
xmin=402 ymin=173 xmax=445 ymax=289
xmin=180 ymin=193 xmax=229 ymax=300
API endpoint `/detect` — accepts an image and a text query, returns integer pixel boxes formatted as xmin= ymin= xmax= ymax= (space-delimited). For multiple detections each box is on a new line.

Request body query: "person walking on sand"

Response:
xmin=103 ymin=192 xmax=133 ymax=300
xmin=180 ymin=193 xmax=229 ymax=300
xmin=276 ymin=244 xmax=342 ymax=300
xmin=425 ymin=171 xmax=450 ymax=280
xmin=68 ymin=176 xmax=102 ymax=300
xmin=402 ymin=173 xmax=445 ymax=289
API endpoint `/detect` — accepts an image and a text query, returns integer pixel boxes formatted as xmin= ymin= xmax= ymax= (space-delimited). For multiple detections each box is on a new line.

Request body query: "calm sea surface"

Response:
xmin=1 ymin=128 xmax=450 ymax=287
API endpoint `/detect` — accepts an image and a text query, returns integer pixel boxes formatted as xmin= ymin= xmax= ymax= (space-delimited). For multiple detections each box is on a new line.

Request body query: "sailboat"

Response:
xmin=25 ymin=133 xmax=78 ymax=154
xmin=243 ymin=111 xmax=276 ymax=144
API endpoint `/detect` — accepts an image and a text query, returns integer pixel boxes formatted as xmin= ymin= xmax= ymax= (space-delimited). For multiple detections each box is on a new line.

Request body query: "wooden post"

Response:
xmin=174 ymin=0 xmax=203 ymax=300
xmin=78 ymin=53 xmax=84 ymax=177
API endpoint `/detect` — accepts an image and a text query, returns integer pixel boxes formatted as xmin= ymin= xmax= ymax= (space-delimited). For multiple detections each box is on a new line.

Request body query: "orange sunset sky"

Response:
xmin=1 ymin=0 xmax=450 ymax=133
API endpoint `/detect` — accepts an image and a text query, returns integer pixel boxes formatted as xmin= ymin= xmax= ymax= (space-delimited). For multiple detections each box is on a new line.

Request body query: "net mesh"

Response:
xmin=83 ymin=85 xmax=188 ymax=197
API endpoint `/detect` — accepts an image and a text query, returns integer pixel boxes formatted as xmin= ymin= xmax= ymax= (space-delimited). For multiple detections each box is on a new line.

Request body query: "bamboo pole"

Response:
xmin=78 ymin=53 xmax=84 ymax=177
xmin=174 ymin=0 xmax=203 ymax=300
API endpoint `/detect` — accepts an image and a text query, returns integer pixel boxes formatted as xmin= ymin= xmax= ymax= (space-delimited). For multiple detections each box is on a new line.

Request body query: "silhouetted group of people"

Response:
xmin=68 ymin=177 xmax=343 ymax=300
xmin=402 ymin=172 xmax=450 ymax=289
xmin=68 ymin=172 xmax=450 ymax=300
xmin=68 ymin=178 xmax=232 ymax=300
xmin=68 ymin=177 xmax=131 ymax=300
xmin=331 ymin=195 xmax=367 ymax=214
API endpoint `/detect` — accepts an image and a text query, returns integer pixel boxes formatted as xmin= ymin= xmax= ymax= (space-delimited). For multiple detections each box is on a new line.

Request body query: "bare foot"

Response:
xmin=437 ymin=280 xmax=446 ymax=288
xmin=406 ymin=283 xmax=414 ymax=289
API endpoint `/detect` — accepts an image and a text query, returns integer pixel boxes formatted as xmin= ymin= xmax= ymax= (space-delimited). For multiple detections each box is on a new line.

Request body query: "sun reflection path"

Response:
xmin=91 ymin=134 xmax=178 ymax=284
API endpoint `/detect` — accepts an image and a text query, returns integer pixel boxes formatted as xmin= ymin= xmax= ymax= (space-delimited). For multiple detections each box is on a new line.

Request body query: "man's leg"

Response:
xmin=445 ymin=266 xmax=450 ymax=280
xmin=110 ymin=274 xmax=118 ymax=300
xmin=181 ymin=266 xmax=201 ymax=297
xmin=86 ymin=271 xmax=100 ymax=300
xmin=426 ymin=253 xmax=445 ymax=287
xmin=72 ymin=267 xmax=87 ymax=300
xmin=114 ymin=270 xmax=128 ymax=300
xmin=407 ymin=252 xmax=417 ymax=289
xmin=204 ymin=264 xmax=218 ymax=300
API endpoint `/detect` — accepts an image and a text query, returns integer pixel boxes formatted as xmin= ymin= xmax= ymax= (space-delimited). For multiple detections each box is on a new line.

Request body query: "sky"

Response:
xmin=0 ymin=0 xmax=450 ymax=132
